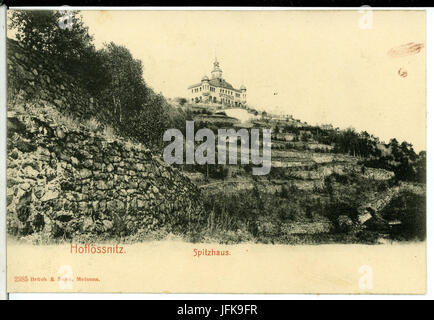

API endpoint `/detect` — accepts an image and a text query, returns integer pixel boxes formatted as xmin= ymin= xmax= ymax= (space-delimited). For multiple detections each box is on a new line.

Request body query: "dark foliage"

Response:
xmin=8 ymin=11 xmax=189 ymax=151
xmin=381 ymin=191 xmax=426 ymax=241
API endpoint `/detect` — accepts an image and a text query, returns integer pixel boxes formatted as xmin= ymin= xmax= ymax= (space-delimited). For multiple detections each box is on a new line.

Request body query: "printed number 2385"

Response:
xmin=14 ymin=276 xmax=28 ymax=282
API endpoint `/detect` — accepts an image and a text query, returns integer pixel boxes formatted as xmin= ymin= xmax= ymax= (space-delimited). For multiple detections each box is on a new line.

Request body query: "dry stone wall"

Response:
xmin=7 ymin=37 xmax=205 ymax=241
xmin=7 ymin=112 xmax=205 ymax=241
xmin=7 ymin=38 xmax=97 ymax=119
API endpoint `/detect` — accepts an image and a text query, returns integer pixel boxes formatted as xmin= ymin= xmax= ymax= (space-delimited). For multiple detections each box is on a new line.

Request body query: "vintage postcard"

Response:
xmin=4 ymin=9 xmax=426 ymax=294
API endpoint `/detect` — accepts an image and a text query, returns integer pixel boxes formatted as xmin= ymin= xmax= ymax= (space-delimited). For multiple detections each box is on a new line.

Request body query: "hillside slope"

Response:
xmin=7 ymin=33 xmax=426 ymax=245
xmin=176 ymin=103 xmax=426 ymax=244
xmin=7 ymin=106 xmax=205 ymax=243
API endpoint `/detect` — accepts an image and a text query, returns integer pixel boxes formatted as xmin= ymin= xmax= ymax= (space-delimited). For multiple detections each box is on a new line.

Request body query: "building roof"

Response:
xmin=188 ymin=83 xmax=202 ymax=89
xmin=209 ymin=78 xmax=240 ymax=92
xmin=188 ymin=78 xmax=242 ymax=92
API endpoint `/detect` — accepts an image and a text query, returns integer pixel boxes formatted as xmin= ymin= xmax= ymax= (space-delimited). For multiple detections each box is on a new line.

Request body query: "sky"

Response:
xmin=78 ymin=10 xmax=426 ymax=151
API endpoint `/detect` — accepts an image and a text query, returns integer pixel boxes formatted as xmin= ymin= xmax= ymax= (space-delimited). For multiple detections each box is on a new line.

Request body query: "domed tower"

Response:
xmin=201 ymin=75 xmax=209 ymax=83
xmin=211 ymin=58 xmax=223 ymax=79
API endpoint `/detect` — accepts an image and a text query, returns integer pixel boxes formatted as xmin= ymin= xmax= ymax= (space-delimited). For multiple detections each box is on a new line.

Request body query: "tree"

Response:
xmin=9 ymin=10 xmax=92 ymax=56
xmin=415 ymin=151 xmax=426 ymax=183
xmin=175 ymin=97 xmax=187 ymax=106
xmin=95 ymin=43 xmax=188 ymax=149
xmin=98 ymin=42 xmax=148 ymax=127
xmin=9 ymin=11 xmax=189 ymax=152
xmin=300 ymin=132 xmax=310 ymax=142
xmin=8 ymin=10 xmax=107 ymax=97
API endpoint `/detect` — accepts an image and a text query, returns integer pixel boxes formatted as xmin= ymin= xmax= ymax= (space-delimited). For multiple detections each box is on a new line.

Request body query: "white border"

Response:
xmin=6 ymin=7 xmax=428 ymax=12
xmin=0 ymin=4 xmax=7 ymax=301
xmin=425 ymin=6 xmax=432 ymax=301
xmin=3 ymin=6 xmax=433 ymax=300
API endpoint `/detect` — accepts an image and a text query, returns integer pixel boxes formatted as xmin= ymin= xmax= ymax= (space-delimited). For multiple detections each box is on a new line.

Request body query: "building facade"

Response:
xmin=187 ymin=59 xmax=247 ymax=107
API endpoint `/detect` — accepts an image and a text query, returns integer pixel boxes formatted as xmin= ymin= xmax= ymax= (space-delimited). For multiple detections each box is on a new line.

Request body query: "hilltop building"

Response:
xmin=188 ymin=59 xmax=246 ymax=107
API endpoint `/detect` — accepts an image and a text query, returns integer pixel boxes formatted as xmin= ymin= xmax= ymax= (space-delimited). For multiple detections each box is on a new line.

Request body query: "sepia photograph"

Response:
xmin=4 ymin=8 xmax=426 ymax=294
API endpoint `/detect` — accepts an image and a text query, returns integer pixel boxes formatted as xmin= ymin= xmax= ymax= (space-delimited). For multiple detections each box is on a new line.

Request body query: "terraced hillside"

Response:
xmin=176 ymin=103 xmax=426 ymax=244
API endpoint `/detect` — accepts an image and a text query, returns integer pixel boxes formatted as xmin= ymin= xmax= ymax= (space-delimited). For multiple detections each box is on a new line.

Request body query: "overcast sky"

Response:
xmin=80 ymin=10 xmax=426 ymax=151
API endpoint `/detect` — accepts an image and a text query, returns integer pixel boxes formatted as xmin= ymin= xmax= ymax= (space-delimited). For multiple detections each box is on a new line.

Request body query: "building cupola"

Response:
xmin=211 ymin=58 xmax=223 ymax=79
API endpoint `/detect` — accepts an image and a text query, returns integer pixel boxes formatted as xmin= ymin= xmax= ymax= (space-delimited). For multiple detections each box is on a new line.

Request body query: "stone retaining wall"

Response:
xmin=7 ymin=112 xmax=205 ymax=241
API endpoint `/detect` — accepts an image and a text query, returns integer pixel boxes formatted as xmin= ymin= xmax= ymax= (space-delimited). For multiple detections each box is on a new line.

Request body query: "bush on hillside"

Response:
xmin=8 ymin=11 xmax=189 ymax=152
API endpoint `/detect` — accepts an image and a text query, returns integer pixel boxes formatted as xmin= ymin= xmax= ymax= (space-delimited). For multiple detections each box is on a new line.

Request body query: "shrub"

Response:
xmin=381 ymin=191 xmax=426 ymax=241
